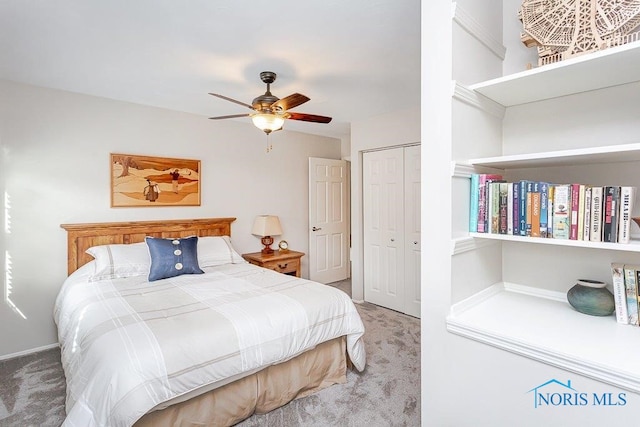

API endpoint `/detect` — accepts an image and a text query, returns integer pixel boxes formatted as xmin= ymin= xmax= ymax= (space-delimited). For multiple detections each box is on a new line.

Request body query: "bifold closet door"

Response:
xmin=403 ymin=145 xmax=421 ymax=318
xmin=363 ymin=145 xmax=421 ymax=317
xmin=363 ymin=147 xmax=406 ymax=313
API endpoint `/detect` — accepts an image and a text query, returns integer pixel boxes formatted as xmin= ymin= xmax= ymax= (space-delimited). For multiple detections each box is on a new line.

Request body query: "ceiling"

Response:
xmin=0 ymin=0 xmax=421 ymax=140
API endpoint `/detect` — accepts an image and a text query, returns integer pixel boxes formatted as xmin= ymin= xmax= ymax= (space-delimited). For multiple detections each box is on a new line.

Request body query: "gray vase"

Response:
xmin=567 ymin=279 xmax=615 ymax=316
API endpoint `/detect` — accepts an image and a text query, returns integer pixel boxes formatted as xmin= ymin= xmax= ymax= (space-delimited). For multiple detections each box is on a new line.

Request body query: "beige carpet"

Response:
xmin=0 ymin=280 xmax=420 ymax=426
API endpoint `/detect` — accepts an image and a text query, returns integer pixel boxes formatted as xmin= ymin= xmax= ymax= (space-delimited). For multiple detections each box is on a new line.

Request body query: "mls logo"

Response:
xmin=527 ymin=379 xmax=627 ymax=408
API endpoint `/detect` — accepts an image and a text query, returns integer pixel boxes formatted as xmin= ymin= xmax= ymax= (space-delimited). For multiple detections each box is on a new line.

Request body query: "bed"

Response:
xmin=55 ymin=218 xmax=366 ymax=427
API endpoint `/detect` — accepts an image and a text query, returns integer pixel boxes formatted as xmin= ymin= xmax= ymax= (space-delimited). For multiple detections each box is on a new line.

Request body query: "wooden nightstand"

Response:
xmin=242 ymin=250 xmax=305 ymax=277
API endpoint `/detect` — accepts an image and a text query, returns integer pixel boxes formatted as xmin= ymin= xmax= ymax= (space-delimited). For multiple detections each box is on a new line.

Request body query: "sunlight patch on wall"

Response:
xmin=3 ymin=191 xmax=25 ymax=319
xmin=4 ymin=250 xmax=26 ymax=320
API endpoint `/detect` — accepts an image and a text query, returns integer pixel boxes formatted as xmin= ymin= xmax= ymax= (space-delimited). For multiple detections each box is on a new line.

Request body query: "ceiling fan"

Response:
xmin=208 ymin=71 xmax=332 ymax=134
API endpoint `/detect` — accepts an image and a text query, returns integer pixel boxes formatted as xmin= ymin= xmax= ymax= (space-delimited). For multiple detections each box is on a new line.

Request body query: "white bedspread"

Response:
xmin=54 ymin=262 xmax=366 ymax=427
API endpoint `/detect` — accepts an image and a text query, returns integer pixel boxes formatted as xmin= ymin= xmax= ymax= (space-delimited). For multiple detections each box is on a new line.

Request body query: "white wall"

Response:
xmin=0 ymin=79 xmax=341 ymax=358
xmin=350 ymin=107 xmax=420 ymax=302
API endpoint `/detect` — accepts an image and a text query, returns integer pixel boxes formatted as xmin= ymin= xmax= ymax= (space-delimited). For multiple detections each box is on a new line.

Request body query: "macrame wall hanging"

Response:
xmin=519 ymin=0 xmax=640 ymax=66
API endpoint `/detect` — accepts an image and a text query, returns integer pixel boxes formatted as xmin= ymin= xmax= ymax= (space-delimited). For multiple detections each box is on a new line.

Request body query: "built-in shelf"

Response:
xmin=469 ymin=233 xmax=640 ymax=252
xmin=469 ymin=40 xmax=640 ymax=107
xmin=466 ymin=143 xmax=640 ymax=169
xmin=447 ymin=282 xmax=640 ymax=392
xmin=450 ymin=5 xmax=640 ymax=398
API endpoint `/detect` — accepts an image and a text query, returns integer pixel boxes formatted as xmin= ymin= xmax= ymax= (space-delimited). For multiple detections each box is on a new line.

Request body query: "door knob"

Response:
xmin=413 ymin=241 xmax=418 ymax=244
xmin=312 ymin=226 xmax=322 ymax=231
xmin=390 ymin=238 xmax=395 ymax=242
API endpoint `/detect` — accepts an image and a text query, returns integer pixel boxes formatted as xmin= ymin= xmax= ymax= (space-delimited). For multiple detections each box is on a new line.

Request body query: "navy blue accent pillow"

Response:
xmin=145 ymin=236 xmax=204 ymax=282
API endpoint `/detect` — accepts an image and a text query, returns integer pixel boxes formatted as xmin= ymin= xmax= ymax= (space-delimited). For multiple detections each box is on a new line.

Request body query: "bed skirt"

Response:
xmin=134 ymin=336 xmax=347 ymax=427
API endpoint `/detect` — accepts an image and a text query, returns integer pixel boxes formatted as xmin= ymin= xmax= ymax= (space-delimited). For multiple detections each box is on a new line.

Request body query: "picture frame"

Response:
xmin=110 ymin=153 xmax=201 ymax=207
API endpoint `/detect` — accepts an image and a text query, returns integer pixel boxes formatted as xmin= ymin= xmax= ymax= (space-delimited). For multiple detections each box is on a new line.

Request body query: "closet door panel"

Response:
xmin=404 ymin=145 xmax=421 ymax=317
xmin=363 ymin=148 xmax=405 ymax=312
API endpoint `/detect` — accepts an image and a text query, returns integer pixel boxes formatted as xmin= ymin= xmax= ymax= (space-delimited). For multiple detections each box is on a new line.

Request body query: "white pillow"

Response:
xmin=85 ymin=242 xmax=151 ymax=282
xmin=198 ymin=236 xmax=246 ymax=267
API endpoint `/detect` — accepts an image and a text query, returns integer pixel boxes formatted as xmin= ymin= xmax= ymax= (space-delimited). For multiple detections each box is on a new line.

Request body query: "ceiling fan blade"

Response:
xmin=287 ymin=112 xmax=332 ymax=124
xmin=271 ymin=93 xmax=310 ymax=112
xmin=208 ymin=113 xmax=251 ymax=120
xmin=209 ymin=93 xmax=254 ymax=110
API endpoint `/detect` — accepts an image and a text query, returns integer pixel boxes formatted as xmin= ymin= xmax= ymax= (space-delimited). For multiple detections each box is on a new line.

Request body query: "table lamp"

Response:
xmin=251 ymin=215 xmax=283 ymax=254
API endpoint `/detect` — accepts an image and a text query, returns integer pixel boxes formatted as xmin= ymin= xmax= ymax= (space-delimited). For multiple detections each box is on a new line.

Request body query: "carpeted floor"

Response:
xmin=0 ymin=280 xmax=420 ymax=427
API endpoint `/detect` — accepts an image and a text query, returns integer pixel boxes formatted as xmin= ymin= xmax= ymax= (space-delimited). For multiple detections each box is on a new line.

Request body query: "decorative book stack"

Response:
xmin=611 ymin=262 xmax=640 ymax=326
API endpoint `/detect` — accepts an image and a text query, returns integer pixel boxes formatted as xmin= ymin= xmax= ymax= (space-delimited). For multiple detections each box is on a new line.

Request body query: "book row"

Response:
xmin=611 ymin=263 xmax=640 ymax=326
xmin=469 ymin=174 xmax=637 ymax=244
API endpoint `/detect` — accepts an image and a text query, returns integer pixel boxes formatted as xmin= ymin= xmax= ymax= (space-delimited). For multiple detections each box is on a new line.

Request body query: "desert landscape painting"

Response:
xmin=111 ymin=153 xmax=201 ymax=207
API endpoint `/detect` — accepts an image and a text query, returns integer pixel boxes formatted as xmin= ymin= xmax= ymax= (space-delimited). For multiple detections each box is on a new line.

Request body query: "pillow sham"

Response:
xmin=85 ymin=242 xmax=150 ymax=282
xmin=197 ymin=235 xmax=246 ymax=267
xmin=145 ymin=236 xmax=204 ymax=282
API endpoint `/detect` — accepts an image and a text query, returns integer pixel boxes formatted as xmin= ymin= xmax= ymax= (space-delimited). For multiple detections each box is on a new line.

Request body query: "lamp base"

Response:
xmin=261 ymin=236 xmax=274 ymax=254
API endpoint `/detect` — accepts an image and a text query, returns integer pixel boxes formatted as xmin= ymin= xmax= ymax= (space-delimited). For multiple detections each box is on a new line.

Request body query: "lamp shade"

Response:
xmin=251 ymin=215 xmax=283 ymax=237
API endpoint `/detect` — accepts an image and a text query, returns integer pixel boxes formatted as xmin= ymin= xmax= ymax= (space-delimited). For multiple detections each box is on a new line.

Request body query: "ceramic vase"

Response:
xmin=567 ymin=279 xmax=615 ymax=316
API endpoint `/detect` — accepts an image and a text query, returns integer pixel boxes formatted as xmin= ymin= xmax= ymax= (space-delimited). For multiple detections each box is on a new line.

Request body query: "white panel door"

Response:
xmin=404 ymin=145 xmax=421 ymax=318
xmin=308 ymin=158 xmax=349 ymax=284
xmin=363 ymin=148 xmax=405 ymax=312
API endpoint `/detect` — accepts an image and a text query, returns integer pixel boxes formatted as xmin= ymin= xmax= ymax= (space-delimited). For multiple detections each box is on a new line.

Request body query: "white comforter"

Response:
xmin=54 ymin=262 xmax=366 ymax=427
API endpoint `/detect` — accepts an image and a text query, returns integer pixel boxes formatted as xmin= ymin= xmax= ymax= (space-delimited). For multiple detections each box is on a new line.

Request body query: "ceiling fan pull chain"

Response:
xmin=266 ymin=134 xmax=273 ymax=153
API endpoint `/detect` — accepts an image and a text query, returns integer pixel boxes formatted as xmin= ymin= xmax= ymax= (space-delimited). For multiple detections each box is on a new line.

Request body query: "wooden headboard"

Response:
xmin=60 ymin=217 xmax=236 ymax=275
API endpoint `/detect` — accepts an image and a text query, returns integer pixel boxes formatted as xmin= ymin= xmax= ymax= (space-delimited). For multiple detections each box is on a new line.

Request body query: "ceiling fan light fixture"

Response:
xmin=251 ymin=113 xmax=285 ymax=134
xmin=209 ymin=71 xmax=332 ymax=136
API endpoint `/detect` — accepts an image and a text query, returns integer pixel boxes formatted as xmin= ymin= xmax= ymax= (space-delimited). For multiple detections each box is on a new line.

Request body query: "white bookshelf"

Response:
xmin=447 ymin=282 xmax=640 ymax=392
xmin=450 ymin=37 xmax=640 ymax=393
xmin=468 ymin=233 xmax=640 ymax=252
xmin=469 ymin=40 xmax=640 ymax=107
xmin=467 ymin=143 xmax=640 ymax=170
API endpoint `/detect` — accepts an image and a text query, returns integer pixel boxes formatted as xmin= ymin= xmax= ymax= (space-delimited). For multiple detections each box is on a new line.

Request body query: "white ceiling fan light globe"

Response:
xmin=251 ymin=113 xmax=285 ymax=134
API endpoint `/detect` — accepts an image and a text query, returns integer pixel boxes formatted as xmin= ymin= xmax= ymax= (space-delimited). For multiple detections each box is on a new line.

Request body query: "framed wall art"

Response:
xmin=110 ymin=153 xmax=201 ymax=207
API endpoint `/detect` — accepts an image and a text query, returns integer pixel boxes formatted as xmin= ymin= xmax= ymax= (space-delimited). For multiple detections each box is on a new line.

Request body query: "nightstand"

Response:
xmin=242 ymin=250 xmax=304 ymax=277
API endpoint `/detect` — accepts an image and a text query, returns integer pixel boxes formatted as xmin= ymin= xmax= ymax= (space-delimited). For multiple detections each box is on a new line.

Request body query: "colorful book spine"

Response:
xmin=590 ymin=186 xmax=603 ymax=242
xmin=507 ymin=182 xmax=514 ymax=235
xmin=512 ymin=182 xmax=520 ymax=236
xmin=477 ymin=176 xmax=487 ymax=233
xmin=552 ymin=184 xmax=571 ymax=239
xmin=611 ymin=186 xmax=621 ymax=243
xmin=582 ymin=186 xmax=592 ymax=241
xmin=603 ymin=186 xmax=620 ymax=243
xmin=611 ymin=262 xmax=629 ymax=325
xmin=540 ymin=182 xmax=549 ymax=238
xmin=469 ymin=173 xmax=480 ymax=232
xmin=624 ymin=265 xmax=640 ymax=325
xmin=499 ymin=182 xmax=509 ymax=234
xmin=547 ymin=185 xmax=554 ymax=238
xmin=570 ymin=183 xmax=580 ymax=240
xmin=490 ymin=181 xmax=503 ymax=234
xmin=526 ymin=181 xmax=534 ymax=236
xmin=519 ymin=180 xmax=528 ymax=236
xmin=636 ymin=270 xmax=640 ymax=327
xmin=617 ymin=186 xmax=636 ymax=244
xmin=576 ymin=184 xmax=586 ymax=240
xmin=531 ymin=182 xmax=541 ymax=237
xmin=487 ymin=182 xmax=495 ymax=234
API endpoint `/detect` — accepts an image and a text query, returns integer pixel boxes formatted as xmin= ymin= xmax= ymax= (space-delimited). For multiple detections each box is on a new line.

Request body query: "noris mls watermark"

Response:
xmin=527 ymin=379 xmax=627 ymax=408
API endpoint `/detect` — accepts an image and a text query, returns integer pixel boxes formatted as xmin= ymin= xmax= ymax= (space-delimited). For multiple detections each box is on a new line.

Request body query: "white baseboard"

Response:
xmin=0 ymin=343 xmax=59 ymax=361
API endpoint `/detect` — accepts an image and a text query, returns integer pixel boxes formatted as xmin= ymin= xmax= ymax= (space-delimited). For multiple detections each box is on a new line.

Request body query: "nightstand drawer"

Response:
xmin=262 ymin=259 xmax=300 ymax=275
xmin=242 ymin=250 xmax=305 ymax=278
